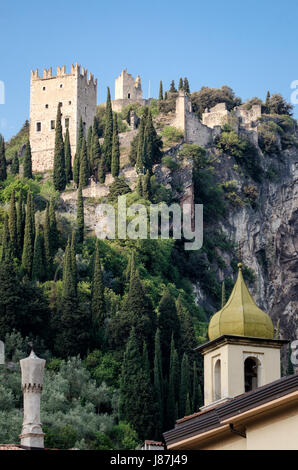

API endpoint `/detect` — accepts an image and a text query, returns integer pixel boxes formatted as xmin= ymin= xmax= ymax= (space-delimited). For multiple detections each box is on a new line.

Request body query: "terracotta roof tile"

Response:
xmin=0 ymin=445 xmax=24 ymax=450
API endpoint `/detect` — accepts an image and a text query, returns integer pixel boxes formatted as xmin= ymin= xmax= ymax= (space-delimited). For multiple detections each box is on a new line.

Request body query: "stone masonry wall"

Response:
xmin=202 ymin=103 xmax=230 ymax=129
xmin=30 ymin=64 xmax=97 ymax=172
xmin=115 ymin=69 xmax=143 ymax=101
xmin=173 ymin=91 xmax=215 ymax=147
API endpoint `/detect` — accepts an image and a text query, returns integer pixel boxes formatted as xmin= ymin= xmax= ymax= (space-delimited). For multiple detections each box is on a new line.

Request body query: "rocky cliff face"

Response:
xmin=218 ymin=147 xmax=298 ymax=343
xmin=187 ymin=142 xmax=298 ymax=351
xmin=59 ymin=130 xmax=297 ymax=348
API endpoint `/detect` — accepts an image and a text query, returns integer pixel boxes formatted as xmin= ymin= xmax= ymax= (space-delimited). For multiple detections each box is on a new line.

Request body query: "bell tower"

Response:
xmin=197 ymin=264 xmax=288 ymax=409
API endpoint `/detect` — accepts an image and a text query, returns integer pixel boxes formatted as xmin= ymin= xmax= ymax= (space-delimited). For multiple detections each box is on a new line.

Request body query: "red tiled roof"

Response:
xmin=143 ymin=440 xmax=164 ymax=446
xmin=0 ymin=445 xmax=24 ymax=451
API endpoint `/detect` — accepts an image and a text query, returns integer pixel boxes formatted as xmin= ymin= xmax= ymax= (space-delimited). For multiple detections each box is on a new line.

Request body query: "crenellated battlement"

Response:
xmin=30 ymin=63 xmax=97 ymax=86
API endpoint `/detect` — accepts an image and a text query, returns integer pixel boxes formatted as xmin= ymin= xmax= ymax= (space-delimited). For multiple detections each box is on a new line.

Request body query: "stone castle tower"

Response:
xmin=29 ymin=63 xmax=97 ymax=172
xmin=112 ymin=69 xmax=147 ymax=112
xmin=115 ymin=69 xmax=142 ymax=101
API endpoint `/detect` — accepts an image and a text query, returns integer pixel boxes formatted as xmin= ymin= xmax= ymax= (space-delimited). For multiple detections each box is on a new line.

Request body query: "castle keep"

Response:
xmin=112 ymin=69 xmax=148 ymax=112
xmin=30 ymin=63 xmax=97 ymax=172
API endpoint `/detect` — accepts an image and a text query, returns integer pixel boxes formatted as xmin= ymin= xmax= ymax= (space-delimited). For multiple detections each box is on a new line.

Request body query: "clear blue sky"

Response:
xmin=1 ymin=0 xmax=298 ymax=140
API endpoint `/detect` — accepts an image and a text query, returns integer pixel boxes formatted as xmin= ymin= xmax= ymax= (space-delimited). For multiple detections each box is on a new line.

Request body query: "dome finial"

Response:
xmin=208 ymin=264 xmax=274 ymax=341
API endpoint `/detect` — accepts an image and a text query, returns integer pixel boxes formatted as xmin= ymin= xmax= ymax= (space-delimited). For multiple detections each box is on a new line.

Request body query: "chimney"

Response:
xmin=19 ymin=350 xmax=46 ymax=449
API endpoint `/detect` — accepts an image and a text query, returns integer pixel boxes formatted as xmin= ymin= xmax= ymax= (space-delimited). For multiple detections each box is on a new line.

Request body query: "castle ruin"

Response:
xmin=30 ymin=63 xmax=97 ymax=172
xmin=173 ymin=92 xmax=262 ymax=147
xmin=173 ymin=91 xmax=220 ymax=147
xmin=111 ymin=69 xmax=148 ymax=112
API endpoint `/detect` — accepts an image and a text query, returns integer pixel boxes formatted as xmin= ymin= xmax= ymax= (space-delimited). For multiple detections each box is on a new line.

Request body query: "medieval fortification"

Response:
xmin=29 ymin=64 xmax=262 ymax=173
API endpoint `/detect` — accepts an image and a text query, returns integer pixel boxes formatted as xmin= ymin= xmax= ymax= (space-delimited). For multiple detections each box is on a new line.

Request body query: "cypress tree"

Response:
xmin=22 ymin=192 xmax=34 ymax=277
xmin=137 ymin=175 xmax=143 ymax=197
xmin=93 ymin=116 xmax=99 ymax=139
xmin=54 ymin=237 xmax=91 ymax=358
xmin=91 ymin=122 xmax=101 ymax=178
xmin=103 ymin=87 xmax=113 ymax=173
xmin=111 ymin=114 xmax=120 ymax=177
xmin=62 ymin=239 xmax=75 ymax=298
xmin=64 ymin=127 xmax=72 ymax=184
xmin=164 ymin=91 xmax=168 ymax=100
xmin=43 ymin=203 xmax=52 ymax=273
xmin=73 ymin=117 xmax=84 ymax=186
xmin=11 ymin=152 xmax=19 ymax=175
xmin=125 ymin=250 xmax=136 ymax=283
xmin=87 ymin=125 xmax=93 ymax=167
xmin=179 ymin=353 xmax=191 ymax=418
xmin=0 ymin=247 xmax=21 ymax=336
xmin=136 ymin=115 xmax=146 ymax=173
xmin=32 ymin=227 xmax=45 ymax=282
xmin=49 ymin=199 xmax=59 ymax=256
xmin=77 ymin=186 xmax=84 ymax=244
xmin=142 ymin=342 xmax=150 ymax=376
xmin=23 ymin=140 xmax=32 ymax=179
xmin=29 ymin=189 xmax=35 ymax=242
xmin=165 ymin=336 xmax=180 ymax=430
xmin=98 ymin=156 xmax=106 ymax=184
xmin=158 ymin=81 xmax=163 ymax=101
xmin=143 ymin=111 xmax=162 ymax=170
xmin=1 ymin=214 xmax=10 ymax=262
xmin=183 ymin=77 xmax=190 ymax=94
xmin=143 ymin=113 xmax=154 ymax=172
xmin=192 ymin=361 xmax=201 ymax=413
xmin=178 ymin=77 xmax=184 ymax=91
xmin=142 ymin=171 xmax=151 ymax=200
xmin=0 ymin=135 xmax=7 ymax=181
xmin=79 ymin=137 xmax=89 ymax=188
xmin=8 ymin=191 xmax=18 ymax=258
xmin=158 ymin=289 xmax=180 ymax=373
xmin=70 ymin=230 xmax=77 ymax=292
xmin=176 ymin=296 xmax=197 ymax=362
xmin=53 ymin=103 xmax=66 ymax=191
xmin=91 ymin=241 xmax=105 ymax=327
xmin=185 ymin=393 xmax=191 ymax=416
xmin=170 ymin=80 xmax=177 ymax=93
xmin=16 ymin=196 xmax=25 ymax=257
xmin=154 ymin=329 xmax=164 ymax=435
xmin=110 ymin=271 xmax=156 ymax=355
xmin=265 ymin=91 xmax=271 ymax=113
xmin=119 ymin=327 xmax=157 ymax=441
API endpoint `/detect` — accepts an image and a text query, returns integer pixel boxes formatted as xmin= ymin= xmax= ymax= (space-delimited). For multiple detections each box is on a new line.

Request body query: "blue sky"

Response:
xmin=1 ymin=0 xmax=298 ymax=140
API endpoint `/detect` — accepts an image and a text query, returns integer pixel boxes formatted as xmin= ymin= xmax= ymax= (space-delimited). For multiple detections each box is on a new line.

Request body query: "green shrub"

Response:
xmin=162 ymin=155 xmax=180 ymax=171
xmin=161 ymin=126 xmax=184 ymax=145
xmin=191 ymin=86 xmax=241 ymax=119
xmin=0 ymin=176 xmax=41 ymax=202
xmin=5 ymin=121 xmax=29 ymax=162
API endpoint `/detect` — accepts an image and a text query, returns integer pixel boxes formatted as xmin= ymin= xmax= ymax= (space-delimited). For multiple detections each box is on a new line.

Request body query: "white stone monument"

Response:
xmin=19 ymin=350 xmax=46 ymax=449
xmin=0 ymin=341 xmax=4 ymax=365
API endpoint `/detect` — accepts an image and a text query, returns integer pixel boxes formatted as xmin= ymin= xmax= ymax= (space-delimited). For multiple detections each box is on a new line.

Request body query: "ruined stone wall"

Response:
xmin=202 ymin=103 xmax=261 ymax=131
xmin=115 ymin=69 xmax=143 ymax=101
xmin=173 ymin=91 xmax=214 ymax=147
xmin=111 ymin=98 xmax=148 ymax=113
xmin=30 ymin=64 xmax=97 ymax=172
xmin=235 ymin=104 xmax=262 ymax=129
xmin=202 ymin=103 xmax=230 ymax=129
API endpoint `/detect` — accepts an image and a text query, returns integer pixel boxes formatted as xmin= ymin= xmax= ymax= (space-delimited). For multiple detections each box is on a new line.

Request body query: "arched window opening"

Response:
xmin=245 ymin=357 xmax=258 ymax=392
xmin=214 ymin=359 xmax=221 ymax=401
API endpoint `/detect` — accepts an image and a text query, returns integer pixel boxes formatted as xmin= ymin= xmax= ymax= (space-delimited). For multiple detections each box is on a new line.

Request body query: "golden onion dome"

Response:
xmin=208 ymin=263 xmax=274 ymax=341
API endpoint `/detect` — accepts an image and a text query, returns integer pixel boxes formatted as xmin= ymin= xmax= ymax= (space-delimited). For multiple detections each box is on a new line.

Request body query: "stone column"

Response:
xmin=19 ymin=351 xmax=46 ymax=449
